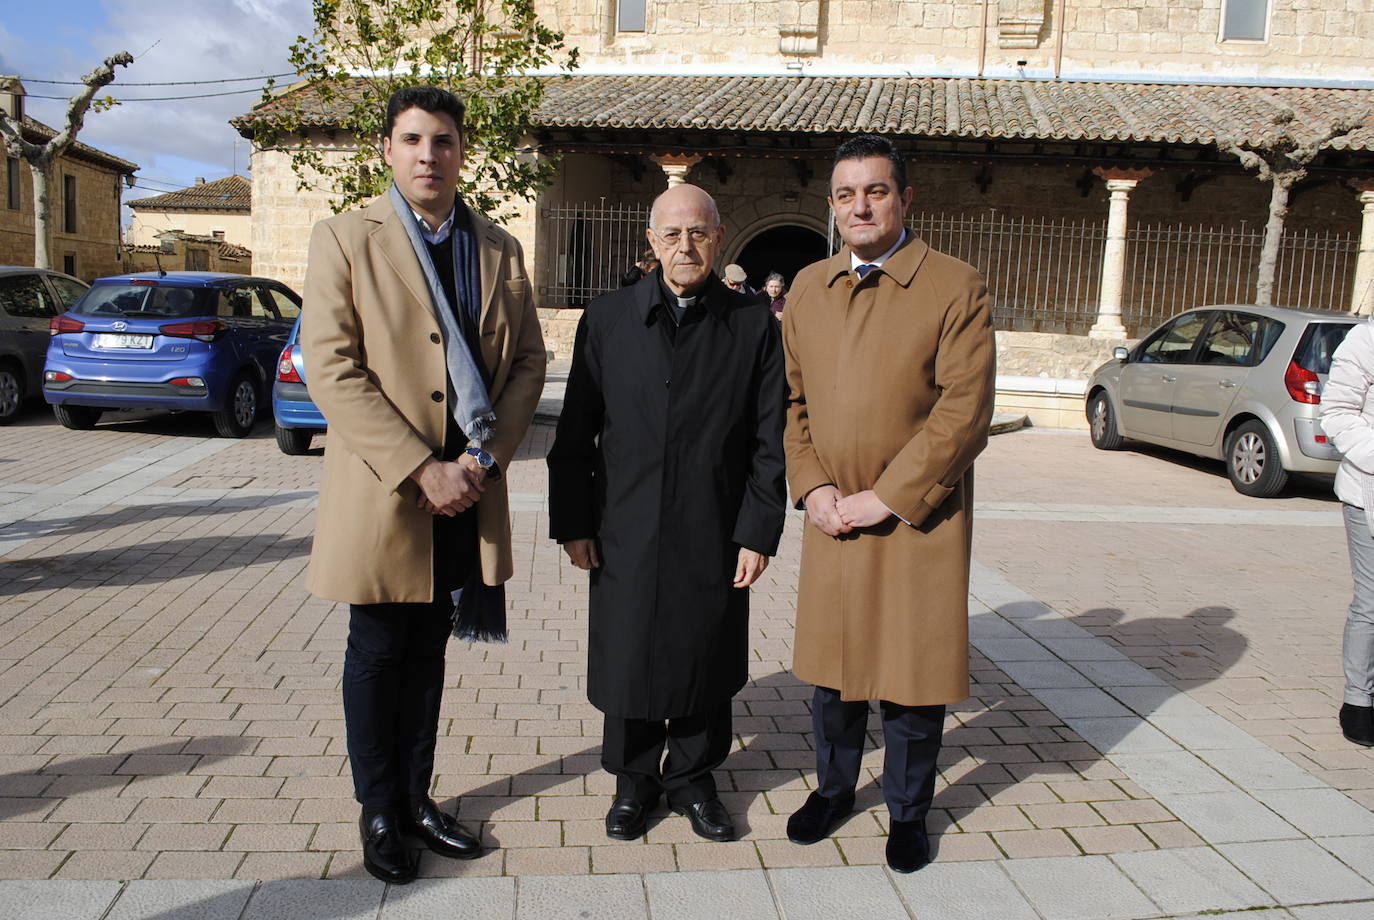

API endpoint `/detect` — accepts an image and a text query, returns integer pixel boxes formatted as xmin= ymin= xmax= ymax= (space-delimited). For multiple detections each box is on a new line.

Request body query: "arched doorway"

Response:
xmin=734 ymin=225 xmax=829 ymax=289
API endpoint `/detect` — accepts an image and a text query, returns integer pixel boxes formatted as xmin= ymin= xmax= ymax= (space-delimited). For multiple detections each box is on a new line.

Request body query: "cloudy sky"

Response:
xmin=1 ymin=0 xmax=313 ymax=205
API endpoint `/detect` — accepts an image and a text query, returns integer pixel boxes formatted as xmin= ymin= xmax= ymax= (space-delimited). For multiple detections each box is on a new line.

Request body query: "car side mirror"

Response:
xmin=1113 ymin=347 xmax=1130 ymax=362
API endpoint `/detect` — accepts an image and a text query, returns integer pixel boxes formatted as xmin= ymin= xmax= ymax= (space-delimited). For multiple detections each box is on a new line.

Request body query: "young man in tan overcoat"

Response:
xmin=782 ymin=135 xmax=995 ymax=873
xmin=301 ymin=86 xmax=545 ymax=883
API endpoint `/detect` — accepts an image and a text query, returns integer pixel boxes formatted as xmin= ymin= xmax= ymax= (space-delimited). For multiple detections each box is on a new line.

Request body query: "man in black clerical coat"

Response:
xmin=548 ymin=183 xmax=786 ymax=843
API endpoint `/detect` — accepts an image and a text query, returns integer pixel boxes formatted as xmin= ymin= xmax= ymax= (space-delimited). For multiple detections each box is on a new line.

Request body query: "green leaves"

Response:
xmin=248 ymin=0 xmax=574 ymax=218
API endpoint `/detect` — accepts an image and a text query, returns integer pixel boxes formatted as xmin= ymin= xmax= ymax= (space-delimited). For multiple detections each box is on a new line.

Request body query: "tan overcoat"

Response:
xmin=783 ymin=236 xmax=995 ymax=706
xmin=301 ymin=195 xmax=546 ymax=605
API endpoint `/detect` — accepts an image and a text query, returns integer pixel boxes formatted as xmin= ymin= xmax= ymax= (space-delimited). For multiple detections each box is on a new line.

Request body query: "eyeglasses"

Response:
xmin=652 ymin=226 xmax=716 ymax=247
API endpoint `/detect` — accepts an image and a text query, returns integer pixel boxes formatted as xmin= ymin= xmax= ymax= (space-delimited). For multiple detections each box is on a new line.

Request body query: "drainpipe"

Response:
xmin=1054 ymin=0 xmax=1068 ymax=79
xmin=978 ymin=0 xmax=990 ymax=78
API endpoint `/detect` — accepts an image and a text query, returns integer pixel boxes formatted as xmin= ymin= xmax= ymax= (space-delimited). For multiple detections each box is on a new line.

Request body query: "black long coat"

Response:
xmin=548 ymin=272 xmax=786 ymax=720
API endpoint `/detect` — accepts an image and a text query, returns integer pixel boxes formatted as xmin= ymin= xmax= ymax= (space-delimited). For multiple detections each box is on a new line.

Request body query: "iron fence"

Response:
xmin=540 ymin=201 xmax=650 ymax=307
xmin=538 ymin=202 xmax=1359 ymax=335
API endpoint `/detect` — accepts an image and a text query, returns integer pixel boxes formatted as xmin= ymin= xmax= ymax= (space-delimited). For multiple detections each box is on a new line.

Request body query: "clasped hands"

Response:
xmin=562 ymin=539 xmax=769 ymax=588
xmin=410 ymin=455 xmax=486 ymax=516
xmin=804 ymin=484 xmax=892 ymax=536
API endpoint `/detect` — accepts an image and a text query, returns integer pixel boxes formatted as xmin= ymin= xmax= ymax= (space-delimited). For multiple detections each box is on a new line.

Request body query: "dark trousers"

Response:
xmin=342 ymin=512 xmax=475 ymax=809
xmin=811 ymin=686 xmax=945 ymax=823
xmin=601 ymin=700 xmax=733 ymax=807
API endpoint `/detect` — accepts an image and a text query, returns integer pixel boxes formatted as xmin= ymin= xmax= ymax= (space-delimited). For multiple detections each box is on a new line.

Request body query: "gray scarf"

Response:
xmin=387 ymin=183 xmax=495 ymax=444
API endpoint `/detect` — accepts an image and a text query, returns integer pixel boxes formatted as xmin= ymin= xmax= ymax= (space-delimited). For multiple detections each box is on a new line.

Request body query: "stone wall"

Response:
xmin=536 ymin=0 xmax=1373 ymax=83
xmin=0 ymin=154 xmax=127 ymax=280
xmin=127 ymin=210 xmax=251 ymax=248
xmin=248 ymin=135 xmax=350 ymax=293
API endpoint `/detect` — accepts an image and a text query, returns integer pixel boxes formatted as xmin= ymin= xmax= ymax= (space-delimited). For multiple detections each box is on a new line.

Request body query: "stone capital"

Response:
xmin=1092 ymin=166 xmax=1154 ymax=185
xmin=1348 ymin=178 xmax=1374 ymax=204
xmin=651 ymin=154 xmax=702 ymax=188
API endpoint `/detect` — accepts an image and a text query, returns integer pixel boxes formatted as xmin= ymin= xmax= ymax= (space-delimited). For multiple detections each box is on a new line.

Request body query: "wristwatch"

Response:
xmin=464 ymin=446 xmax=501 ymax=480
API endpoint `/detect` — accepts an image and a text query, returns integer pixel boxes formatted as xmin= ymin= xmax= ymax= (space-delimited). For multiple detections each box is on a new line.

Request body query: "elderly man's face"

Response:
xmin=765 ymin=279 xmax=784 ymax=299
xmin=829 ymin=155 xmax=913 ymax=262
xmin=647 ymin=187 xmax=724 ymax=296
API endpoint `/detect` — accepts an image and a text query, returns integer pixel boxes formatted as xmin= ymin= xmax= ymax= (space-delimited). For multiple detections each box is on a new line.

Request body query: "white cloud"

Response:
xmin=15 ymin=0 xmax=313 ymax=187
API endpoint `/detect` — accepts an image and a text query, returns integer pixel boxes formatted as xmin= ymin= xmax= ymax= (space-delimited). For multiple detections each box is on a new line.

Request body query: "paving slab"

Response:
xmin=381 ymin=877 xmax=516 ymax=920
xmin=1251 ymin=789 xmax=1374 ymax=839
xmin=515 ymin=874 xmax=646 ymax=920
xmin=1316 ymin=835 xmax=1374 ymax=882
xmin=1289 ymin=904 xmax=1374 ymax=919
xmin=886 ymin=861 xmax=1037 ymax=920
xmin=644 ymin=870 xmax=778 ymax=920
xmin=1107 ymin=752 xmax=1234 ymax=796
xmin=1000 ymin=855 xmax=1159 ymax=920
xmin=105 ymin=880 xmax=255 ymax=920
xmin=0 ymin=880 xmax=121 ymax=920
xmin=1217 ymin=840 xmax=1374 ymax=904
xmin=769 ymin=866 xmax=907 ymax=920
xmin=1197 ymin=748 xmax=1329 ymax=791
xmin=241 ymin=879 xmax=383 ymax=920
xmin=1152 ymin=791 xmax=1301 ymax=844
xmin=1110 ymin=847 xmax=1274 ymax=915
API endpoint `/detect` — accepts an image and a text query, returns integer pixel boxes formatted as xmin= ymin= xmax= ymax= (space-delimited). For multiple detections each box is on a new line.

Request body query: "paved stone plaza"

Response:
xmin=1 ymin=398 xmax=1372 ymax=919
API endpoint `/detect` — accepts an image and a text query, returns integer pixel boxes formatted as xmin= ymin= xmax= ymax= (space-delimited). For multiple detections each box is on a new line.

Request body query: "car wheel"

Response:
xmin=213 ymin=373 xmax=259 ymax=438
xmin=53 ymin=404 xmax=103 ymax=430
xmin=1087 ymin=391 xmax=1124 ymax=450
xmin=276 ymin=424 xmax=312 ymax=455
xmin=0 ymin=363 xmax=23 ymax=425
xmin=1224 ymin=419 xmax=1289 ymax=497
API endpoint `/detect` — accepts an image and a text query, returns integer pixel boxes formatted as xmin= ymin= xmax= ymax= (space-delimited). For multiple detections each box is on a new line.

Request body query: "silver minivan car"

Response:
xmin=1085 ymin=305 xmax=1356 ymax=497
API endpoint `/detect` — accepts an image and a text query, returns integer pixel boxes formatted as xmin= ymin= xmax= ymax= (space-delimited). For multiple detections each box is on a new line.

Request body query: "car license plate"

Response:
xmin=94 ymin=333 xmax=154 ymax=349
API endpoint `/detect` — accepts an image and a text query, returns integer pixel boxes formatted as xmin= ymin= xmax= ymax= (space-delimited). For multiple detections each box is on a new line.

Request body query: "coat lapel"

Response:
xmin=367 ymin=196 xmax=436 ymax=319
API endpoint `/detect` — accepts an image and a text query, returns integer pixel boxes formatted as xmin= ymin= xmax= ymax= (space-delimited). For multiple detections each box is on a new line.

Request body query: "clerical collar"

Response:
xmin=411 ymin=203 xmax=456 ymax=245
xmin=850 ymin=228 xmax=908 ymax=273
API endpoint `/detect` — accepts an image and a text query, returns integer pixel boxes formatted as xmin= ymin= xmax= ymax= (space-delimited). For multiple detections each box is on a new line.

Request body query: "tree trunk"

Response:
xmin=1255 ymin=178 xmax=1291 ymax=306
xmin=29 ymin=160 xmax=53 ymax=271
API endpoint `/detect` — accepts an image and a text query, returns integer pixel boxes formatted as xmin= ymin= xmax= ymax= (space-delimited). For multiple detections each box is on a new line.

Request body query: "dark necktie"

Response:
xmin=856 ymin=263 xmax=878 ymax=279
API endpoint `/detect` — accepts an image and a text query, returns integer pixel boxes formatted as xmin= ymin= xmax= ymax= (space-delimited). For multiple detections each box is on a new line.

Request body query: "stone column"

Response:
xmin=1350 ymin=180 xmax=1374 ymax=316
xmin=651 ymin=154 xmax=701 ymax=188
xmin=1091 ymin=167 xmax=1152 ymax=339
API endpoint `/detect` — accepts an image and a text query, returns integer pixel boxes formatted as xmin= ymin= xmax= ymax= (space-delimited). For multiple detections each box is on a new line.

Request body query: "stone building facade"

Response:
xmin=126 ymin=175 xmax=251 ymax=248
xmin=1 ymin=122 xmax=137 ymax=281
xmin=235 ymin=1 xmax=1374 ymax=425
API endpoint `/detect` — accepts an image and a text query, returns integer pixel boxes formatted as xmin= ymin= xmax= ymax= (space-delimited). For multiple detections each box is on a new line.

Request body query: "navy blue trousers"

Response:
xmin=811 ymin=686 xmax=945 ymax=823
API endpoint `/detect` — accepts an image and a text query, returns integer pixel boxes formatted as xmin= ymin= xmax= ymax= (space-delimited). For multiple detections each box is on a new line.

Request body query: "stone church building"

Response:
xmin=235 ymin=0 xmax=1374 ymax=425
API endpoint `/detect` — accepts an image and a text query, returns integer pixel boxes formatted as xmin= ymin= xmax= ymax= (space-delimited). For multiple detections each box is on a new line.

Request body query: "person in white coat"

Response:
xmin=1318 ymin=318 xmax=1374 ymax=747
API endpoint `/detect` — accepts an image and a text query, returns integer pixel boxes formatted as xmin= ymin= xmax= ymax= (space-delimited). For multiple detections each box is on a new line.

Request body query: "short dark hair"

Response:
xmin=384 ymin=85 xmax=466 ymax=139
xmin=833 ymin=134 xmax=906 ymax=191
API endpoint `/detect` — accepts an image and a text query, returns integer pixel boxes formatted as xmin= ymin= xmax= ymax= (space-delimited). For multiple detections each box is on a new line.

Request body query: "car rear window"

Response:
xmin=73 ymin=284 xmax=218 ymax=319
xmin=1292 ymin=321 xmax=1356 ymax=374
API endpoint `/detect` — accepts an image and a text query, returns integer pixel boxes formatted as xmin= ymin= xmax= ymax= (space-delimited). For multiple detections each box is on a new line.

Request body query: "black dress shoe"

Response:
xmin=605 ymin=797 xmax=652 ymax=840
xmin=886 ymin=818 xmax=931 ymax=874
xmin=1340 ymin=703 xmax=1374 ymax=747
xmin=407 ymin=798 xmax=482 ymax=860
xmin=359 ymin=809 xmax=417 ymax=884
xmin=787 ymin=790 xmax=855 ymax=845
xmin=673 ymin=798 xmax=735 ymax=842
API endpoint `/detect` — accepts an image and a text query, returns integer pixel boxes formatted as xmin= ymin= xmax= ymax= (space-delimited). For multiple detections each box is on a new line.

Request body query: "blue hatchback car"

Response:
xmin=44 ymin=272 xmax=301 ymax=437
xmin=271 ymin=315 xmax=327 ymax=455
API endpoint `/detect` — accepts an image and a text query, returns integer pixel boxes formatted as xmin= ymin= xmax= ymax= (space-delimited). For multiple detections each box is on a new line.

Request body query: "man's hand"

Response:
xmin=803 ymin=484 xmax=851 ymax=536
xmin=411 ymin=457 xmax=484 ymax=516
xmin=835 ymin=490 xmax=893 ymax=528
xmin=563 ymin=538 xmax=601 ymax=570
xmin=734 ymin=548 xmax=769 ymax=588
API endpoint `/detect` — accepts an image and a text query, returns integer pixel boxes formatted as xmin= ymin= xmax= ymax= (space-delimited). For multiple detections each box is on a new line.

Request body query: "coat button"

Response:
xmin=431 ymin=391 xmax=443 ymax=402
xmin=665 ymin=378 xmax=671 ymax=387
xmin=430 ymin=332 xmax=441 ymax=343
xmin=845 ymin=279 xmax=854 ymax=288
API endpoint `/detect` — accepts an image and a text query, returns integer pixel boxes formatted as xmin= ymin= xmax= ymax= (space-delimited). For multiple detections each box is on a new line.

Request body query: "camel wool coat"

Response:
xmin=301 ymin=195 xmax=546 ymax=605
xmin=783 ymin=236 xmax=995 ymax=706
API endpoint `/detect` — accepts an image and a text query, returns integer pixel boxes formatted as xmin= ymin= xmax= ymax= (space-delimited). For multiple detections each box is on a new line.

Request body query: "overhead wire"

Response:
xmin=21 ymin=72 xmax=295 ymax=86
xmin=27 ymin=88 xmax=269 ymax=102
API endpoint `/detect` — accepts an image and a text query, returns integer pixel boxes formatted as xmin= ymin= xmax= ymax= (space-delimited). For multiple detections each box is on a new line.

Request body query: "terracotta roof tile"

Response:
xmin=234 ymin=75 xmax=1374 ymax=152
xmin=127 ymin=175 xmax=250 ymax=213
xmin=19 ymin=116 xmax=138 ymax=173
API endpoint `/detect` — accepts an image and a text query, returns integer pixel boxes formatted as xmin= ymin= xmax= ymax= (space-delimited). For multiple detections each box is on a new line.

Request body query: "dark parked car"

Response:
xmin=1086 ymin=305 xmax=1355 ymax=496
xmin=0 ymin=266 xmax=89 ymax=424
xmin=43 ymin=272 xmax=301 ymax=437
xmin=271 ymin=315 xmax=326 ymax=455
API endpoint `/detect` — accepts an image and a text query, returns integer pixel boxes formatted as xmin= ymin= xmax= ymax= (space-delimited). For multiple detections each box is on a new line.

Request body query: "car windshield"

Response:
xmin=73 ymin=284 xmax=216 ymax=319
xmin=1293 ymin=321 xmax=1356 ymax=374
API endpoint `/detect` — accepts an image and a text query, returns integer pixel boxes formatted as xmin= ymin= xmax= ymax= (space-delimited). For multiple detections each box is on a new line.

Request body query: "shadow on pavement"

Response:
xmin=0 ymin=533 xmax=312 ymax=596
xmin=1 ymin=493 xmax=312 ymax=544
xmin=0 ymin=737 xmax=254 ymax=822
xmin=1123 ymin=440 xmax=1338 ymax=501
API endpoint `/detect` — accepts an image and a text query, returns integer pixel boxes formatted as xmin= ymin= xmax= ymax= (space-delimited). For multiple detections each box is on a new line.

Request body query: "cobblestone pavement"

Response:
xmin=1 ymin=405 xmax=1372 ymax=919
